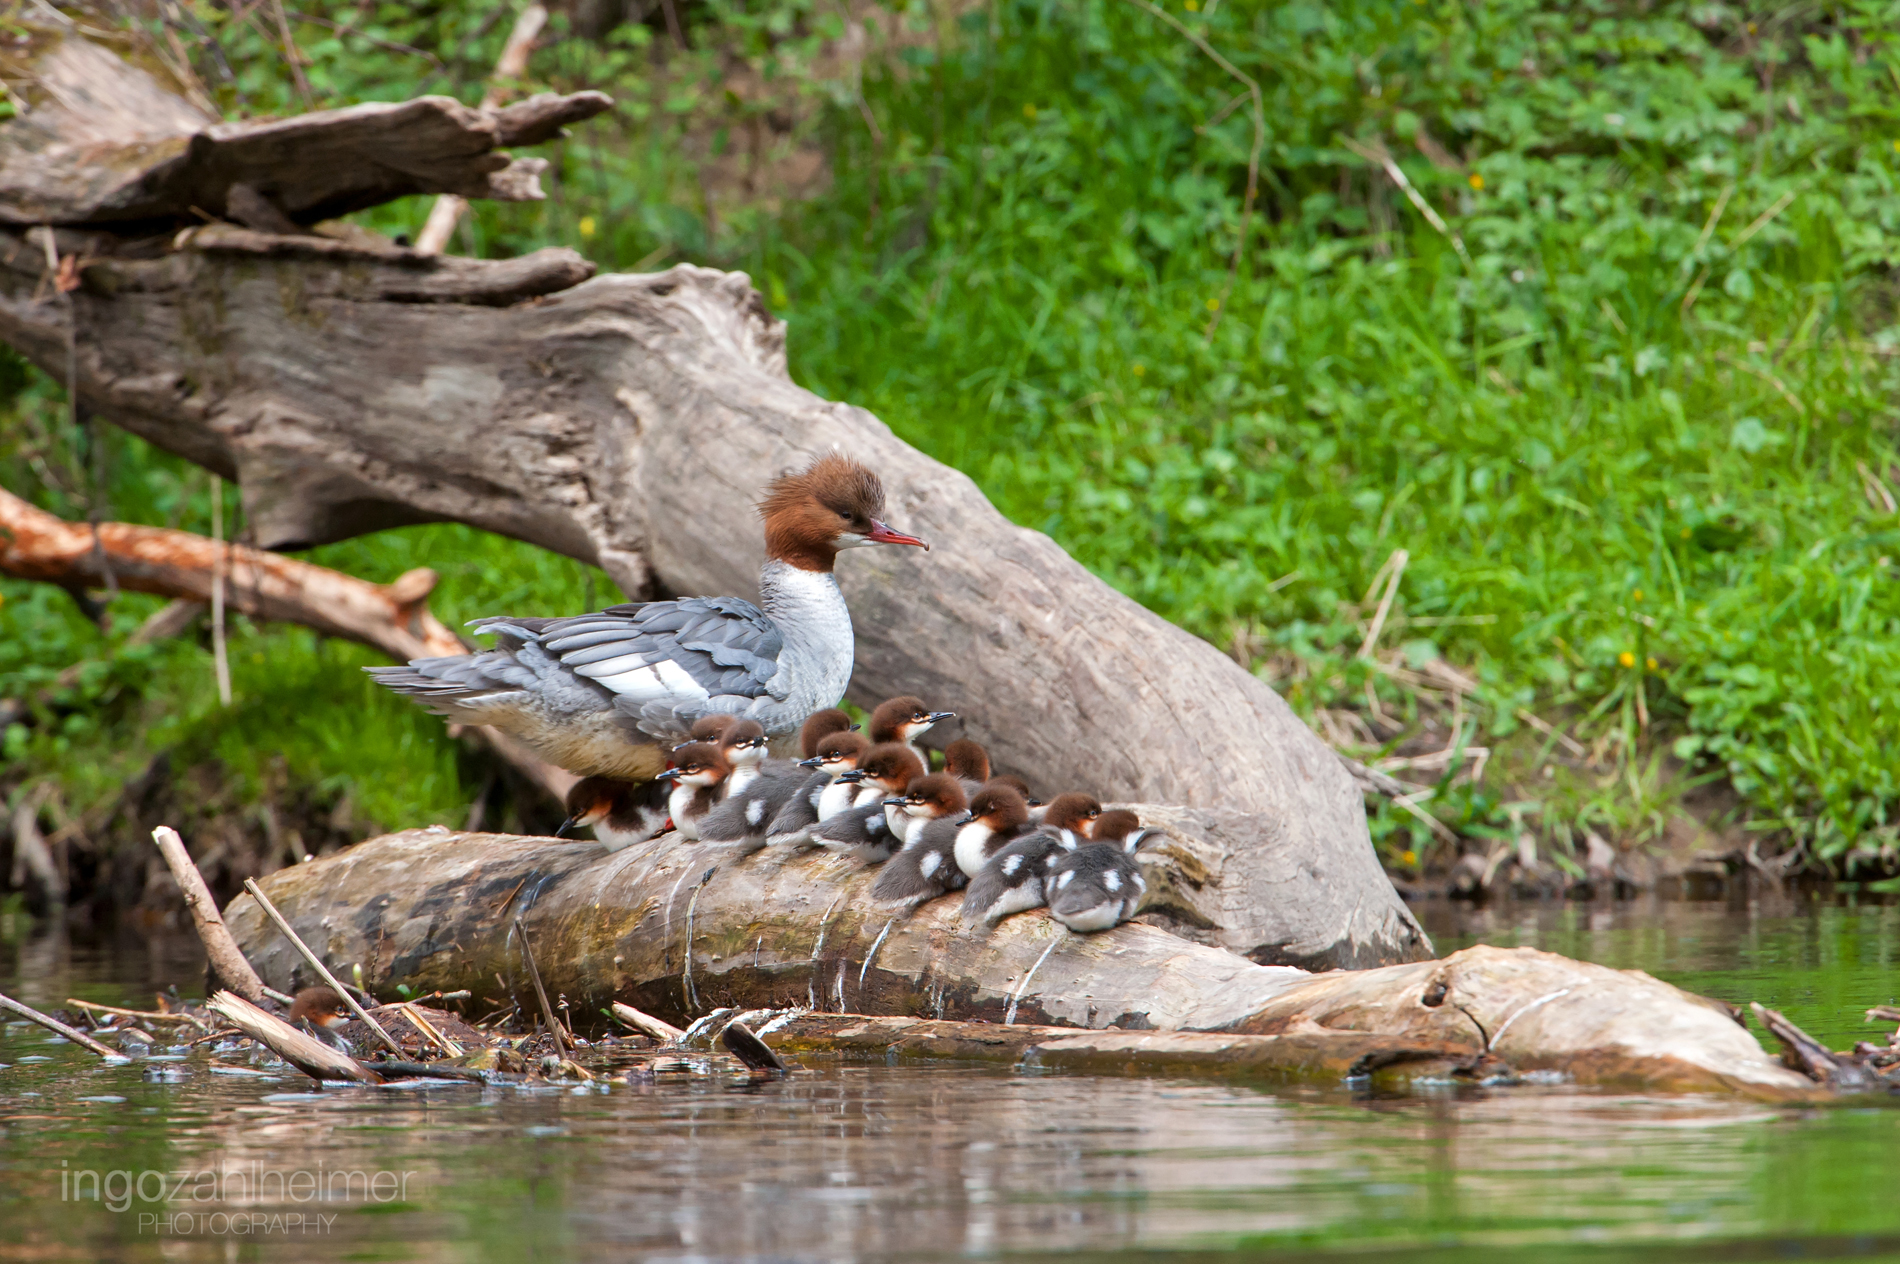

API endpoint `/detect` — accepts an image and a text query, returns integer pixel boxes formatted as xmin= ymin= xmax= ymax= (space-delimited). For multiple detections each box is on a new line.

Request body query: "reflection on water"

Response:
xmin=0 ymin=890 xmax=1897 ymax=1263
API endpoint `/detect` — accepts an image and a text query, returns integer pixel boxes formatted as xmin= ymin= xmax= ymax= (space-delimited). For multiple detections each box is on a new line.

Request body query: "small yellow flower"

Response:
xmin=1632 ymin=588 xmax=1644 ymax=602
xmin=1746 ymin=20 xmax=1757 ymax=33
xmin=1468 ymin=172 xmax=1484 ymax=191
xmin=1185 ymin=0 xmax=1199 ymax=9
xmin=1646 ymin=656 xmax=1658 ymax=671
xmin=1619 ymin=651 xmax=1636 ymax=668
xmin=1680 ymin=527 xmax=1691 ymax=539
xmin=1400 ymin=849 xmax=1418 ymax=866
xmin=1023 ymin=103 xmax=1037 ymax=120
xmin=1893 ymin=140 xmax=1900 ymax=153
xmin=1205 ymin=297 xmax=1220 ymax=312
xmin=1132 ymin=363 xmax=1146 ymax=377
xmin=578 ymin=215 xmax=597 ymax=240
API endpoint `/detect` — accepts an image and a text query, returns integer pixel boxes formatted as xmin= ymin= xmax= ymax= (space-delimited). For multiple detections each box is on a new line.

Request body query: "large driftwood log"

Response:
xmin=222 ymin=828 xmax=1819 ymax=1099
xmin=0 ymin=30 xmax=1426 ymax=967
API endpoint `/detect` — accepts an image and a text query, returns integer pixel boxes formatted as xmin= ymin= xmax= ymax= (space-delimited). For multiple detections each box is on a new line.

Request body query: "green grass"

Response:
xmin=6 ymin=0 xmax=1900 ymax=869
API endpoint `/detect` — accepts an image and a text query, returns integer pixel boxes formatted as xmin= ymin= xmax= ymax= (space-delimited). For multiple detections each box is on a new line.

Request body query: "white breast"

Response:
xmin=953 ymin=822 xmax=994 ymax=878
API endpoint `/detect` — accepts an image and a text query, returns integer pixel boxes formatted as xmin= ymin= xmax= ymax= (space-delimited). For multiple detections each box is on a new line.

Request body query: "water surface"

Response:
xmin=1 ymin=887 xmax=1897 ymax=1263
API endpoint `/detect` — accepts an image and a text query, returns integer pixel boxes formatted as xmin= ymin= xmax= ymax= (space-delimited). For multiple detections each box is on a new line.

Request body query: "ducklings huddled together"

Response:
xmin=556 ymin=698 xmax=1161 ymax=934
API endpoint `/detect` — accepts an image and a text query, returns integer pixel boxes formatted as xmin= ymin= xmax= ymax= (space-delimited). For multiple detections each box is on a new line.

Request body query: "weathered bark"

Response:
xmin=222 ymin=829 xmax=1818 ymax=1098
xmin=0 ymin=30 xmax=1426 ymax=967
xmin=0 ymin=486 xmax=575 ymax=801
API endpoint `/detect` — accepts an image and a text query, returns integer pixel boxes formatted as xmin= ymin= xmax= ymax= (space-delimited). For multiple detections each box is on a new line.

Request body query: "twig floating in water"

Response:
xmin=0 ymin=990 xmax=124 ymax=1059
xmin=241 ymin=877 xmax=404 ymax=1057
xmin=205 ymin=990 xmax=380 ymax=1084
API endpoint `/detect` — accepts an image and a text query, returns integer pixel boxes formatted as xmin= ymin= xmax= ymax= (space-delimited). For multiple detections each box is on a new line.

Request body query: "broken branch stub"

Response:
xmin=0 ymin=30 xmax=1423 ymax=967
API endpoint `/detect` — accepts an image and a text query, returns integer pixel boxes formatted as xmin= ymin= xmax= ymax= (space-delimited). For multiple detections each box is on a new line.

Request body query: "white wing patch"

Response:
xmin=585 ymin=657 xmax=712 ymax=705
xmin=746 ymin=800 xmax=766 ymax=826
xmin=1104 ymin=870 xmax=1121 ymax=892
xmin=921 ymin=852 xmax=941 ymax=878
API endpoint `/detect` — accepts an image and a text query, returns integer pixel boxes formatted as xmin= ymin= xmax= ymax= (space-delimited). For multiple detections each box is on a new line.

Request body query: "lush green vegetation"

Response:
xmin=6 ymin=0 xmax=1900 ymax=871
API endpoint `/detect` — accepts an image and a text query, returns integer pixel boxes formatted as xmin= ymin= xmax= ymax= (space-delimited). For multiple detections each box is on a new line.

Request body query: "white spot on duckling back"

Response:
xmin=746 ymin=800 xmax=766 ymax=826
xmin=1103 ymin=870 xmax=1121 ymax=892
xmin=921 ymin=852 xmax=941 ymax=878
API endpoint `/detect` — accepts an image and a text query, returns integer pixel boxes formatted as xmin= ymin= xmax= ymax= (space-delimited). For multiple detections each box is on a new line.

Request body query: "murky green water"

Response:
xmin=2 ymin=890 xmax=1899 ymax=1263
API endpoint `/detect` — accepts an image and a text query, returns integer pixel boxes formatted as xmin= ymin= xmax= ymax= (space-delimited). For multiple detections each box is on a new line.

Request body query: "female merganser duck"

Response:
xmin=951 ymin=782 xmax=1034 ymax=879
xmin=958 ymin=793 xmax=1101 ymax=926
xmin=1045 ymin=810 xmax=1156 ymax=932
xmin=869 ymin=774 xmax=970 ymax=910
xmin=811 ymin=744 xmax=923 ymax=861
xmin=556 ymin=776 xmax=673 ymax=851
xmin=287 ymin=985 xmax=353 ymax=1052
xmin=699 ymin=709 xmax=857 ymax=847
xmin=365 ymin=455 xmax=928 ymax=779
xmin=656 ymin=741 xmax=732 ymax=840
xmin=867 ymin=696 xmax=956 ymax=772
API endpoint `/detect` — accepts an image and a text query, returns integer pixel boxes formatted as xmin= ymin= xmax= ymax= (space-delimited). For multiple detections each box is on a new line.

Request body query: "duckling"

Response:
xmin=869 ymin=774 xmax=971 ymax=910
xmin=958 ymin=793 xmax=1102 ymax=926
xmin=287 ymin=985 xmax=353 ymax=1052
xmin=1044 ymin=810 xmax=1158 ymax=932
xmin=762 ymin=729 xmax=871 ymax=847
xmin=811 ymin=743 xmax=924 ymax=861
xmin=655 ymin=741 xmax=732 ymax=841
xmin=986 ymin=773 xmax=1045 ymax=823
xmin=942 ymin=738 xmax=991 ymax=797
xmin=556 ymin=776 xmax=673 ymax=851
xmin=697 ymin=711 xmax=850 ymax=850
xmin=714 ymin=719 xmax=772 ymax=798
xmin=951 ymin=781 xmax=1034 ymax=879
xmin=868 ymin=695 xmax=956 ymax=767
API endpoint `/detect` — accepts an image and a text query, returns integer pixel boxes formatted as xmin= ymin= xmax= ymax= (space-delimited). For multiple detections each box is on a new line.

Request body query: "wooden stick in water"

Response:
xmin=610 ymin=1001 xmax=685 ymax=1044
xmin=205 ymin=991 xmax=380 ymax=1084
xmin=65 ymin=998 xmax=205 ymax=1028
xmin=0 ymin=990 xmax=123 ymax=1059
xmin=395 ymin=1002 xmax=463 ymax=1058
xmin=151 ymin=826 xmax=268 ymax=1003
xmin=241 ymin=878 xmax=404 ymax=1057
xmin=513 ymin=916 xmax=567 ymax=1059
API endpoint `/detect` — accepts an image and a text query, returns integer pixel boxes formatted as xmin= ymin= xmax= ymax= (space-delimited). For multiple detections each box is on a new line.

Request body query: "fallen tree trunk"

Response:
xmin=0 ymin=486 xmax=574 ymax=802
xmin=223 ymin=828 xmax=1819 ymax=1099
xmin=0 ymin=26 xmax=1425 ymax=967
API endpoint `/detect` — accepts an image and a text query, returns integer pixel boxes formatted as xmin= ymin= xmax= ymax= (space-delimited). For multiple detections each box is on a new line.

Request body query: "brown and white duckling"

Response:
xmin=958 ymin=793 xmax=1101 ymax=926
xmin=287 ymin=985 xmax=353 ymax=1051
xmin=811 ymin=743 xmax=924 ymax=861
xmin=867 ymin=695 xmax=956 ymax=771
xmin=951 ymin=781 xmax=1035 ymax=879
xmin=655 ymin=741 xmax=732 ymax=840
xmin=1044 ymin=810 xmax=1158 ymax=932
xmin=869 ymin=774 xmax=971 ymax=910
xmin=985 ymin=773 xmax=1046 ymax=823
xmin=697 ymin=710 xmax=851 ymax=849
xmin=556 ymin=776 xmax=673 ymax=851
xmin=712 ymin=719 xmax=772 ymax=798
xmin=942 ymin=739 xmax=991 ymax=797
xmin=765 ymin=730 xmax=872 ymax=846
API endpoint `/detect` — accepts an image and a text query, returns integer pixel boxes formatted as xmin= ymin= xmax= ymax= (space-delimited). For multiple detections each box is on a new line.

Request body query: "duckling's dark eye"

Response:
xmin=837 ymin=510 xmax=851 ymax=521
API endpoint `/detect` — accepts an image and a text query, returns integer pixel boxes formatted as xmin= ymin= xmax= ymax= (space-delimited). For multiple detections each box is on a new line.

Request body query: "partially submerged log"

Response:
xmin=223 ymin=828 xmax=1820 ymax=1099
xmin=0 ymin=26 xmax=1425 ymax=969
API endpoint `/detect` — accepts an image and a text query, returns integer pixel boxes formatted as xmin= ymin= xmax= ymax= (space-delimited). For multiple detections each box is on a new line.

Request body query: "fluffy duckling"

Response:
xmin=764 ymin=730 xmax=872 ymax=846
xmin=811 ymin=743 xmax=924 ymax=861
xmin=958 ymin=793 xmax=1101 ymax=926
xmin=1044 ymin=810 xmax=1158 ymax=932
xmin=951 ymin=781 xmax=1034 ymax=879
xmin=287 ymin=985 xmax=353 ymax=1052
xmin=869 ymin=774 xmax=970 ymax=910
xmin=943 ymin=739 xmax=991 ymax=797
xmin=714 ymin=719 xmax=771 ymax=798
xmin=556 ymin=776 xmax=673 ymax=851
xmin=868 ymin=696 xmax=956 ymax=768
xmin=697 ymin=709 xmax=853 ymax=849
xmin=655 ymin=741 xmax=732 ymax=840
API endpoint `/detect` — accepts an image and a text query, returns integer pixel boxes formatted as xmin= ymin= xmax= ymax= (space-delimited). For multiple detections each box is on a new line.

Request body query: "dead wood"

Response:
xmin=203 ymin=990 xmax=380 ymax=1083
xmin=0 ymin=30 xmax=1423 ymax=967
xmin=0 ymin=988 xmax=122 ymax=1059
xmin=611 ymin=1001 xmax=686 ymax=1043
xmin=151 ymin=825 xmax=269 ymax=1003
xmin=720 ymin=1020 xmax=787 ymax=1072
xmin=1750 ymin=1002 xmax=1880 ymax=1092
xmin=0 ymin=487 xmax=575 ymax=802
xmin=223 ymin=828 xmax=1822 ymax=1098
xmin=0 ymin=25 xmax=608 ymax=229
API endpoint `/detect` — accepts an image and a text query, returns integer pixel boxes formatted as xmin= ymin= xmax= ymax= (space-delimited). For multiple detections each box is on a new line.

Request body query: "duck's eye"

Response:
xmin=837 ymin=510 xmax=852 ymax=521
